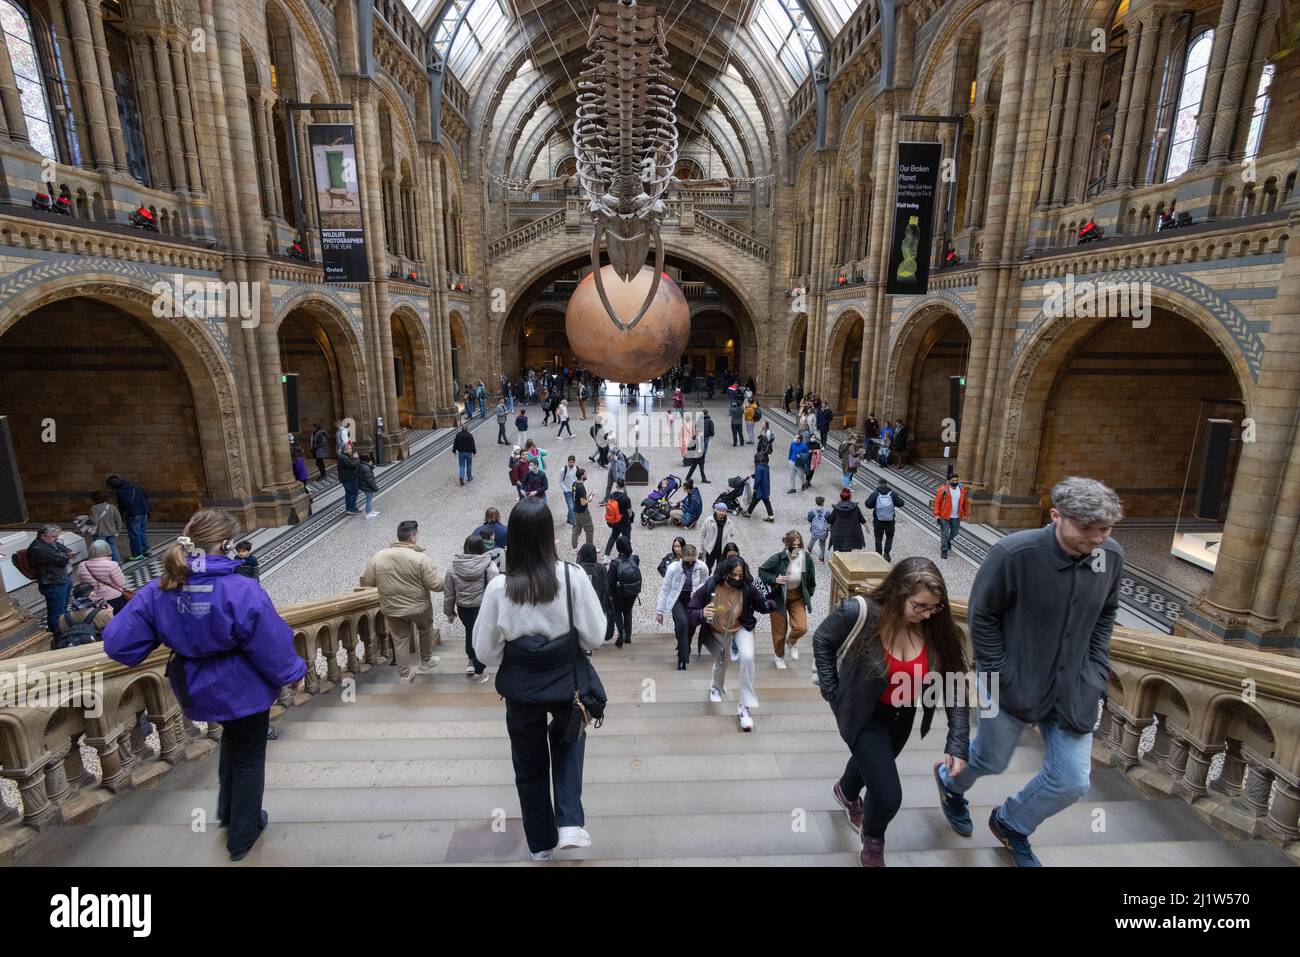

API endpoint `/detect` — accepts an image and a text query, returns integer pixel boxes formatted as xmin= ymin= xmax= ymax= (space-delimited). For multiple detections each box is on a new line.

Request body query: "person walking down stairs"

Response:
xmin=359 ymin=520 xmax=443 ymax=683
xmin=444 ymin=534 xmax=499 ymax=682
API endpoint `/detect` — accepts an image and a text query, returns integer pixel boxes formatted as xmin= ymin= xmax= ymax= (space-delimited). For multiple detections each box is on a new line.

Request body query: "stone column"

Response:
xmin=65 ymin=0 xmax=112 ymax=170
xmin=0 ymin=30 xmax=27 ymax=142
xmin=86 ymin=0 xmax=127 ymax=170
xmin=933 ymin=127 xmax=955 ymax=263
xmin=1068 ymin=54 xmax=1104 ymax=203
xmin=252 ymin=96 xmax=277 ymax=217
xmin=263 ymin=98 xmax=285 ymax=219
xmin=964 ymin=108 xmax=990 ymax=227
xmin=170 ymin=38 xmax=204 ymax=192
xmin=1265 ymin=777 xmax=1300 ymax=843
xmin=1052 ymin=54 xmax=1085 ymax=206
xmin=428 ymin=148 xmax=455 ymax=407
xmin=131 ymin=34 xmax=168 ymax=187
xmin=1116 ymin=11 xmax=1159 ymax=188
xmin=1235 ymin=756 xmax=1272 ymax=818
xmin=1104 ymin=20 xmax=1141 ymax=190
xmin=1136 ymin=12 xmax=1177 ymax=184
xmin=1036 ymin=57 xmax=1070 ymax=207
xmin=1192 ymin=0 xmax=1240 ymax=168
xmin=1230 ymin=0 xmax=1282 ymax=162
xmin=151 ymin=33 xmax=187 ymax=191
xmin=1208 ymin=0 xmax=1265 ymax=163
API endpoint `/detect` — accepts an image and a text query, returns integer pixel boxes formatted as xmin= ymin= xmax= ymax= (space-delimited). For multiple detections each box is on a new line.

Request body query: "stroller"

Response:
xmin=640 ymin=474 xmax=682 ymax=528
xmin=715 ymin=475 xmax=752 ymax=515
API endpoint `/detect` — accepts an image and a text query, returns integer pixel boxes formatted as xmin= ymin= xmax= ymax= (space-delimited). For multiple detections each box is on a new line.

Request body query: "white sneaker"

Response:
xmin=399 ymin=672 xmax=416 ymax=684
xmin=557 ymin=826 xmax=591 ymax=849
xmin=414 ymin=657 xmax=440 ymax=674
xmin=709 ymin=687 xmax=723 ymax=704
xmin=475 ymin=672 xmax=491 ymax=683
xmin=774 ymin=656 xmax=787 ymax=670
xmin=790 ymin=645 xmax=800 ymax=661
xmin=737 ymin=705 xmax=754 ymax=732
xmin=529 ymin=849 xmax=553 ymax=861
xmin=465 ymin=664 xmax=476 ymax=676
xmin=365 ymin=511 xmax=380 ymax=519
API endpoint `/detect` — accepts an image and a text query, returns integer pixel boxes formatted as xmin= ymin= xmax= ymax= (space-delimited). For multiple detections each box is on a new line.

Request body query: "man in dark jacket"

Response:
xmin=864 ymin=480 xmax=903 ymax=561
xmin=310 ymin=423 xmax=329 ymax=480
xmin=522 ymin=461 xmax=549 ymax=499
xmin=28 ymin=524 xmax=73 ymax=635
xmin=603 ymin=479 xmax=634 ymax=557
xmin=453 ymin=421 xmax=477 ymax=485
xmin=672 ymin=479 xmax=703 ymax=528
xmin=475 ymin=507 xmax=508 ymax=550
xmin=107 ymin=475 xmax=151 ymax=560
xmin=934 ymin=477 xmax=1124 ymax=867
xmin=729 ymin=399 xmax=744 ymax=446
xmin=827 ymin=487 xmax=867 ymax=552
xmin=336 ymin=443 xmax=361 ymax=513
xmin=816 ymin=404 xmax=834 ymax=446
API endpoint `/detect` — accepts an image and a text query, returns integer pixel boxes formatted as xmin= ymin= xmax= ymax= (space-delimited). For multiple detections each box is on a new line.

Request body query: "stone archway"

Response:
xmin=0 ymin=267 xmax=247 ymax=519
xmin=787 ymin=313 xmax=809 ymax=394
xmin=276 ymin=298 xmax=369 ymax=447
xmin=390 ymin=305 xmax=435 ymax=427
xmin=885 ymin=304 xmax=972 ymax=458
xmin=825 ymin=309 xmax=865 ymax=428
xmin=449 ymin=310 xmax=469 ymax=398
xmin=994 ymin=301 xmax=1253 ymax=527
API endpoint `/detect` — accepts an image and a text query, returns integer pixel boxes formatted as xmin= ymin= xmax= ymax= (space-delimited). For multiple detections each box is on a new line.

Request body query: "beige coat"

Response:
xmin=359 ymin=541 xmax=443 ymax=619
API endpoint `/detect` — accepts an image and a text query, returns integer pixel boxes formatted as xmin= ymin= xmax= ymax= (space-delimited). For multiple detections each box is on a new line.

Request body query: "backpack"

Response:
xmin=612 ymin=557 xmax=642 ymax=600
xmin=809 ymin=507 xmax=829 ymax=538
xmin=516 ymin=414 xmax=526 ymax=429
xmin=10 ymin=548 xmax=35 ymax=580
xmin=54 ymin=608 xmax=99 ymax=649
xmin=605 ymin=497 xmax=622 ymax=526
xmin=589 ymin=422 xmax=598 ymax=439
xmin=875 ymin=491 xmax=896 ymax=521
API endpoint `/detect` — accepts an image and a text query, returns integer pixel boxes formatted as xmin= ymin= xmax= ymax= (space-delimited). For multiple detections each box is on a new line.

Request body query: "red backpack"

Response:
xmin=605 ymin=498 xmax=622 ymax=526
xmin=10 ymin=548 xmax=35 ymax=580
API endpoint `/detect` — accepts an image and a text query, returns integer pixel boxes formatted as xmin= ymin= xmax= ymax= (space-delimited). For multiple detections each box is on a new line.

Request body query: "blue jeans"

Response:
xmin=364 ymin=490 xmax=374 ymax=513
xmin=458 ymin=452 xmax=474 ymax=481
xmin=702 ymin=435 xmax=710 ymax=457
xmin=479 ymin=398 xmax=487 ymax=419
xmin=939 ymin=710 xmax=1093 ymax=837
xmin=342 ymin=479 xmax=359 ymax=512
xmin=505 ymin=698 xmax=587 ymax=854
xmin=937 ymin=517 xmax=960 ymax=553
xmin=564 ymin=490 xmax=575 ymax=524
xmin=97 ymin=535 xmax=122 ymax=564
xmin=126 ymin=514 xmax=149 ymax=558
xmin=41 ymin=581 xmax=71 ymax=635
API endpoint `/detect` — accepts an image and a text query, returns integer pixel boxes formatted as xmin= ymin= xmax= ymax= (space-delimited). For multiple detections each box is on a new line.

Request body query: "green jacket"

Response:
xmin=757 ymin=549 xmax=816 ymax=611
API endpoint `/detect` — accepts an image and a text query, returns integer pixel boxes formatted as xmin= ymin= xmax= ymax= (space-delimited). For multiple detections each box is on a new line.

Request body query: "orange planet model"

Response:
xmin=566 ymin=265 xmax=691 ymax=382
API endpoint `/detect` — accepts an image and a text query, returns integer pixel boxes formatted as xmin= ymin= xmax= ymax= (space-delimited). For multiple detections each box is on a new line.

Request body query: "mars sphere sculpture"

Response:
xmin=566 ymin=265 xmax=690 ymax=382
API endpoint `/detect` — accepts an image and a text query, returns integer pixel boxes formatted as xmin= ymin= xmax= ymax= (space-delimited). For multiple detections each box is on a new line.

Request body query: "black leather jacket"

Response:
xmin=813 ymin=597 xmax=970 ymax=760
xmin=28 ymin=538 xmax=72 ymax=587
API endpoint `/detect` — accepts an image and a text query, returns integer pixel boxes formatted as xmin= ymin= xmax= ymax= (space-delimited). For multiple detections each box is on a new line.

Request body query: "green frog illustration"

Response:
xmin=897 ymin=215 xmax=920 ymax=283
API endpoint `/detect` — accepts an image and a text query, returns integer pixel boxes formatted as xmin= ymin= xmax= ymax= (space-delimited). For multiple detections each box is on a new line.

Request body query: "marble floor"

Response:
xmin=263 ymin=393 xmax=980 ymax=652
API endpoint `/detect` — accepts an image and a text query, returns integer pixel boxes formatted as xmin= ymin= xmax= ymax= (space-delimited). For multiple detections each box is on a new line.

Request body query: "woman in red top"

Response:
xmin=812 ymin=558 xmax=970 ymax=866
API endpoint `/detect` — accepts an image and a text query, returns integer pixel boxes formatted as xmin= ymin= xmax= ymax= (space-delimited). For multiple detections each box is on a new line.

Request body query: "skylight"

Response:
xmin=751 ymin=0 xmax=825 ymax=88
xmin=420 ymin=0 xmax=512 ymax=79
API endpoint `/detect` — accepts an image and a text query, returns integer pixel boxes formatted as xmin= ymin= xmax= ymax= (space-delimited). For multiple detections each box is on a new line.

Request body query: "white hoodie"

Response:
xmin=472 ymin=561 xmax=607 ymax=665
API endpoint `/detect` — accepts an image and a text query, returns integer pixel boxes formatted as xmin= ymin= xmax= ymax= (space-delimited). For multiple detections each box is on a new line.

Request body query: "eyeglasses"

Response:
xmin=908 ymin=597 xmax=945 ymax=614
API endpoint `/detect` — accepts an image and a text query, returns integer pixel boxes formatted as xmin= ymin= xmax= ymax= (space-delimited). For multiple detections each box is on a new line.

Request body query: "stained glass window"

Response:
xmin=1 ymin=0 xmax=57 ymax=162
xmin=1165 ymin=30 xmax=1213 ymax=181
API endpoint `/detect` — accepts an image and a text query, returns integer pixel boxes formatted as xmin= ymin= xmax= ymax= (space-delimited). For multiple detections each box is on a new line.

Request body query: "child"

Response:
xmin=358 ymin=452 xmax=379 ymax=518
xmin=515 ymin=409 xmax=528 ymax=446
xmin=233 ymin=541 xmax=260 ymax=580
xmin=807 ymin=496 xmax=831 ymax=564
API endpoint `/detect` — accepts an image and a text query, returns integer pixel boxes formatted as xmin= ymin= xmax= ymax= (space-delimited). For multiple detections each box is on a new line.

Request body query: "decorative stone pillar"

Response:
xmin=1229 ymin=0 xmax=1282 ymax=162
xmin=1036 ymin=56 xmax=1070 ymax=207
xmin=90 ymin=731 xmax=131 ymax=792
xmin=1207 ymin=0 xmax=1264 ymax=164
xmin=86 ymin=0 xmax=127 ymax=170
xmin=252 ymin=97 xmax=277 ymax=217
xmin=11 ymin=766 xmax=60 ymax=830
xmin=1116 ymin=11 xmax=1159 ymax=189
xmin=1104 ymin=21 xmax=1141 ymax=190
xmin=1210 ymin=738 xmax=1246 ymax=798
xmin=151 ymin=33 xmax=187 ymax=191
xmin=1068 ymin=54 xmax=1104 ymax=203
xmin=1175 ymin=736 xmax=1222 ymax=801
xmin=1264 ymin=776 xmax=1300 ymax=843
xmin=170 ymin=37 xmax=204 ymax=192
xmin=42 ymin=743 xmax=74 ymax=804
xmin=1192 ymin=0 xmax=1240 ymax=168
xmin=262 ymin=96 xmax=285 ymax=219
xmin=1050 ymin=55 xmax=1085 ymax=206
xmin=1235 ymin=755 xmax=1273 ymax=818
xmin=0 ymin=31 xmax=27 ymax=142
xmin=62 ymin=739 xmax=96 ymax=789
xmin=1163 ymin=727 xmax=1191 ymax=780
xmin=65 ymin=0 xmax=113 ymax=170
xmin=965 ymin=108 xmax=992 ymax=228
xmin=131 ymin=33 xmax=169 ymax=187
xmin=156 ymin=708 xmax=186 ymax=765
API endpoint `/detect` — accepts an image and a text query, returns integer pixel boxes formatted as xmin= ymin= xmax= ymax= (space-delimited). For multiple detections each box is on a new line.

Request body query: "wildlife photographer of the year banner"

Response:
xmin=308 ymin=123 xmax=370 ymax=283
xmin=885 ymin=141 xmax=941 ymax=296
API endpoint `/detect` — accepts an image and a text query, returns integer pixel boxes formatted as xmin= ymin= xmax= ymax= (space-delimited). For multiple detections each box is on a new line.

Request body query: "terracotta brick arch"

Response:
xmin=884 ymin=301 xmax=972 ymax=433
xmin=0 ymin=265 xmax=249 ymax=512
xmin=274 ymin=294 xmax=371 ymax=442
xmin=390 ymin=304 xmax=436 ymax=425
xmin=825 ymin=308 xmax=865 ymax=426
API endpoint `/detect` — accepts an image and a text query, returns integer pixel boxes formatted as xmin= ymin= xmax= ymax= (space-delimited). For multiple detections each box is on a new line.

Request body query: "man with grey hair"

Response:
xmin=28 ymin=524 xmax=74 ymax=636
xmin=933 ymin=476 xmax=1124 ymax=866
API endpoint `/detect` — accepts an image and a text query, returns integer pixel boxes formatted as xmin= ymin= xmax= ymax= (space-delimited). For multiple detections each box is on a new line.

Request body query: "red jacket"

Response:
xmin=932 ymin=483 xmax=970 ymax=521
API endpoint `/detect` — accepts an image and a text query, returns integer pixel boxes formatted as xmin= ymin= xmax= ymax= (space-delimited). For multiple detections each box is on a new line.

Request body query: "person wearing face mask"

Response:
xmin=932 ymin=472 xmax=971 ymax=559
xmin=813 ymin=557 xmax=970 ymax=867
xmin=934 ymin=477 xmax=1124 ymax=867
xmin=104 ymin=510 xmax=307 ymax=862
xmin=758 ymin=530 xmax=817 ymax=670
xmin=687 ymin=554 xmax=778 ymax=731
xmin=655 ymin=542 xmax=708 ymax=670
xmin=699 ymin=501 xmax=739 ymax=573
xmin=523 ymin=460 xmax=549 ymax=499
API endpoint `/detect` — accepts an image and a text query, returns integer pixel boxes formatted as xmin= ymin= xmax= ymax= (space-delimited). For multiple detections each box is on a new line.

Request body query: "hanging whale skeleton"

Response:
xmin=499 ymin=0 xmax=766 ymax=332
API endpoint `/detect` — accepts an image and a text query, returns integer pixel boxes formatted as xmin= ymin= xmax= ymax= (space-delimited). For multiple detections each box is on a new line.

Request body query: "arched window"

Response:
xmin=1165 ymin=30 xmax=1213 ymax=181
xmin=0 ymin=0 xmax=57 ymax=161
xmin=1244 ymin=64 xmax=1275 ymax=161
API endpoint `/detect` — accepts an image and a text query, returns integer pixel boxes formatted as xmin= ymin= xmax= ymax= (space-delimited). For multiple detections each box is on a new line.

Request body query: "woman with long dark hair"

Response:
xmin=103 ymin=510 xmax=307 ymax=861
xmin=812 ymin=557 xmax=970 ymax=866
xmin=473 ymin=498 xmax=608 ymax=860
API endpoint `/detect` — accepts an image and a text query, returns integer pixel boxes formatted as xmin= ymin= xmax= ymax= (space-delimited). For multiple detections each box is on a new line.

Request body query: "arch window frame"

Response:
xmin=1243 ymin=63 xmax=1275 ymax=162
xmin=1164 ymin=28 xmax=1214 ymax=182
xmin=0 ymin=0 xmax=58 ymax=162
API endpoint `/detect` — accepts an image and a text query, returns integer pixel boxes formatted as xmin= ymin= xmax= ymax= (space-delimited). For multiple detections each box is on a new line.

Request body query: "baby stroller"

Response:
xmin=640 ymin=474 xmax=682 ymax=528
xmin=715 ymin=475 xmax=752 ymax=515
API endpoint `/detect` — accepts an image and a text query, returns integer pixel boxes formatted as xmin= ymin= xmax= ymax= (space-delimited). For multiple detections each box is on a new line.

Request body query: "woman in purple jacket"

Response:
xmin=104 ymin=510 xmax=307 ymax=861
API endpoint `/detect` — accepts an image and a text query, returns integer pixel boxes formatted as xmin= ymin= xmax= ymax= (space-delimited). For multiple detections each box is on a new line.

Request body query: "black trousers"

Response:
xmin=458 ymin=605 xmax=484 ymax=674
xmin=497 ymin=422 xmax=508 ymax=443
xmin=505 ymin=699 xmax=587 ymax=854
xmin=746 ymin=496 xmax=773 ymax=517
xmin=314 ymin=456 xmax=327 ymax=480
xmin=685 ymin=458 xmax=708 ymax=483
xmin=838 ymin=702 xmax=916 ymax=839
xmin=217 ymin=709 xmax=271 ymax=854
xmin=671 ymin=596 xmax=696 ymax=664
xmin=873 ymin=520 xmax=896 ymax=558
xmin=731 ymin=423 xmax=744 ymax=445
xmin=611 ymin=599 xmax=634 ymax=644
xmin=604 ymin=525 xmax=630 ymax=556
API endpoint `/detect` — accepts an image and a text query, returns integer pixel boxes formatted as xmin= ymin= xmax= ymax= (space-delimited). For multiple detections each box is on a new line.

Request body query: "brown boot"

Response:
xmin=859 ymin=827 xmax=886 ymax=867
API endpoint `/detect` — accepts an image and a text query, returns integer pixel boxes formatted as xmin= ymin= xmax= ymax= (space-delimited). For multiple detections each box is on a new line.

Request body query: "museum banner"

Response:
xmin=308 ymin=124 xmax=369 ymax=282
xmin=885 ymin=141 xmax=942 ymax=296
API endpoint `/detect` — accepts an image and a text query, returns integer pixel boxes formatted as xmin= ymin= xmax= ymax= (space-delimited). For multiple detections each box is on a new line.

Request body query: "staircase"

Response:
xmin=12 ymin=637 xmax=1293 ymax=867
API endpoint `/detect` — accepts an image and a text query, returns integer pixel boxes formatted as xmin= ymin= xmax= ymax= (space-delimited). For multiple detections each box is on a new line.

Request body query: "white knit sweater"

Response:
xmin=472 ymin=562 xmax=608 ymax=666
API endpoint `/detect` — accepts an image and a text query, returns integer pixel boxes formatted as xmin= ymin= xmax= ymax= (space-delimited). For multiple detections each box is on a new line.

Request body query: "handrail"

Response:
xmin=694 ymin=211 xmax=771 ymax=264
xmin=487 ymin=209 xmax=567 ymax=260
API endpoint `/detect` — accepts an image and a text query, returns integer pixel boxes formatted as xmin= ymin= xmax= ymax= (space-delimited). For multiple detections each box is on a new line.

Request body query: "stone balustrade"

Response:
xmin=487 ymin=209 xmax=567 ymax=260
xmin=0 ymin=212 xmax=224 ymax=270
xmin=829 ymin=551 xmax=1300 ymax=859
xmin=0 ymin=588 xmax=387 ymax=862
xmin=694 ymin=211 xmax=770 ymax=264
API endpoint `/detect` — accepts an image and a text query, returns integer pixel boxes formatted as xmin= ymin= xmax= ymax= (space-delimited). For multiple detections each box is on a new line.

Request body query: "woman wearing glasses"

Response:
xmin=811 ymin=557 xmax=970 ymax=866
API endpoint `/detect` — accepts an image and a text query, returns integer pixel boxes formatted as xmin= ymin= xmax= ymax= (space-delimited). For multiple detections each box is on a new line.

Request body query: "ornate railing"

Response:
xmin=0 ymin=589 xmax=388 ymax=862
xmin=694 ymin=211 xmax=770 ymax=264
xmin=487 ymin=209 xmax=567 ymax=260
xmin=830 ymin=552 xmax=1300 ymax=859
xmin=0 ymin=212 xmax=224 ymax=270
